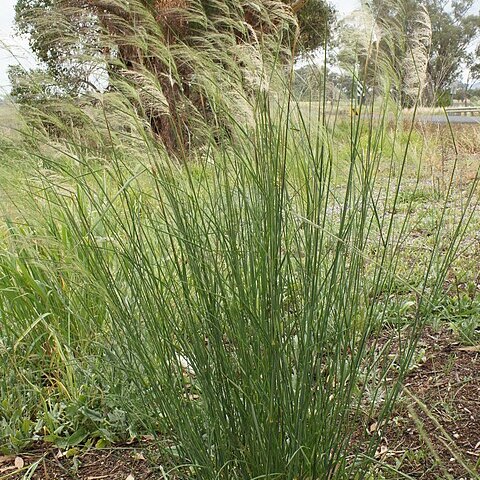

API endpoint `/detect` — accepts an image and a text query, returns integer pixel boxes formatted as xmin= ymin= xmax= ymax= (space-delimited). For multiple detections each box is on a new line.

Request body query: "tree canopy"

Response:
xmin=337 ymin=0 xmax=479 ymax=107
xmin=13 ymin=0 xmax=334 ymax=154
xmin=425 ymin=0 xmax=479 ymax=99
xmin=289 ymin=0 xmax=335 ymax=53
xmin=370 ymin=0 xmax=479 ymax=103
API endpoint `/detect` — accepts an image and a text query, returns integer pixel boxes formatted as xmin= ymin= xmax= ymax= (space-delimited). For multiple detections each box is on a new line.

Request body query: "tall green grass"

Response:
xmin=0 ymin=44 xmax=478 ymax=478
xmin=0 ymin=82 xmax=475 ymax=479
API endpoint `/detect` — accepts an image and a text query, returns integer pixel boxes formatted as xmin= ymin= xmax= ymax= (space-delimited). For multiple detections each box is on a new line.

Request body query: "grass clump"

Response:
xmin=0 ymin=67 xmax=478 ymax=478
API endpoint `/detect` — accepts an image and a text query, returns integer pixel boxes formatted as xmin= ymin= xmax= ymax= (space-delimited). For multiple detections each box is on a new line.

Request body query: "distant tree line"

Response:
xmin=292 ymin=0 xmax=479 ymax=108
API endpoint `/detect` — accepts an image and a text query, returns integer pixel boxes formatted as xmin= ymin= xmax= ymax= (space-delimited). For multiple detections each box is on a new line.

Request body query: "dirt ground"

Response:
xmin=382 ymin=328 xmax=479 ymax=479
xmin=0 ymin=438 xmax=168 ymax=480
xmin=1 ymin=328 xmax=478 ymax=480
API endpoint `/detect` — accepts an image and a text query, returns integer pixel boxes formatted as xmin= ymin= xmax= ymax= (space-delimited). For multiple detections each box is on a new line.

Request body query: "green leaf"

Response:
xmin=67 ymin=429 xmax=88 ymax=447
xmin=95 ymin=438 xmax=110 ymax=449
xmin=79 ymin=407 xmax=104 ymax=423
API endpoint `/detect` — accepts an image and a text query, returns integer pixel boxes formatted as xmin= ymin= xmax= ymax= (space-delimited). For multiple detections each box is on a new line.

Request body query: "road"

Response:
xmin=417 ymin=115 xmax=480 ymax=125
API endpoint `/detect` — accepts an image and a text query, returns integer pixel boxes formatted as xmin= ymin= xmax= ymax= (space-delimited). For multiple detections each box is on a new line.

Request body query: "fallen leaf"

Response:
xmin=126 ymin=475 xmax=135 ymax=480
xmin=14 ymin=457 xmax=24 ymax=469
xmin=374 ymin=445 xmax=388 ymax=458
xmin=132 ymin=452 xmax=146 ymax=461
xmin=368 ymin=422 xmax=378 ymax=434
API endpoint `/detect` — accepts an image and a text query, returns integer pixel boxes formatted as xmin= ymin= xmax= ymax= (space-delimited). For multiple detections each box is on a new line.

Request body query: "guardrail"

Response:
xmin=445 ymin=106 xmax=480 ymax=116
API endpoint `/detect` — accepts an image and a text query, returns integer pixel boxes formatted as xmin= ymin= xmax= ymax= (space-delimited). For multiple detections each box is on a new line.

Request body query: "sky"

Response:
xmin=0 ymin=0 xmax=34 ymax=94
xmin=334 ymin=0 xmax=360 ymax=15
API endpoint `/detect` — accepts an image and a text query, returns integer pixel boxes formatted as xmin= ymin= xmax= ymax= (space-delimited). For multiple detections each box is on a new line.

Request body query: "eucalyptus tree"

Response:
xmin=13 ymin=0 xmax=334 ymax=154
xmin=424 ymin=0 xmax=480 ymax=102
xmin=366 ymin=0 xmax=479 ymax=105
xmin=346 ymin=0 xmax=432 ymax=108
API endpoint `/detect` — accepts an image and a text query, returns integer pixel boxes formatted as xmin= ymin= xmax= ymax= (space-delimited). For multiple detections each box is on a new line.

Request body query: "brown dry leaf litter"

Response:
xmin=382 ymin=328 xmax=479 ymax=479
